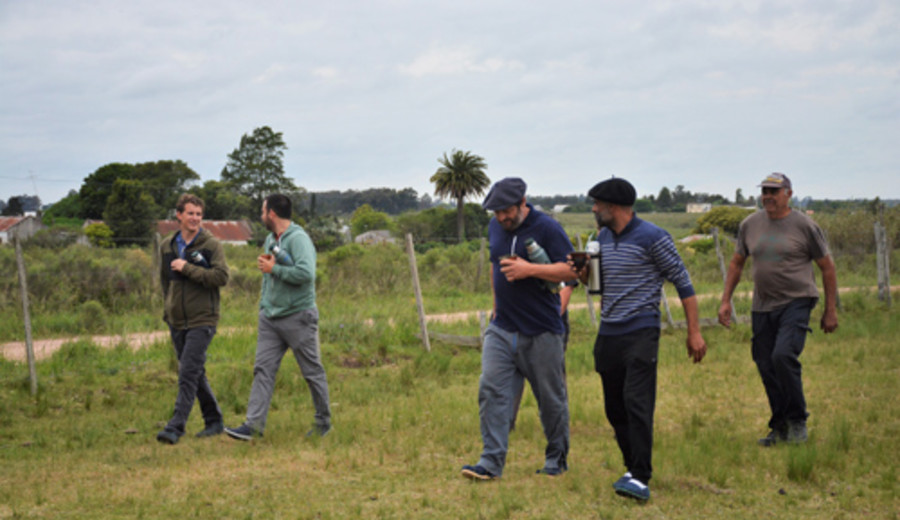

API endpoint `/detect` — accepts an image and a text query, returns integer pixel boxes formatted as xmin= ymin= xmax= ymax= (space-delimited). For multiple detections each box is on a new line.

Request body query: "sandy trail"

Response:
xmin=2 ymin=286 xmax=894 ymax=362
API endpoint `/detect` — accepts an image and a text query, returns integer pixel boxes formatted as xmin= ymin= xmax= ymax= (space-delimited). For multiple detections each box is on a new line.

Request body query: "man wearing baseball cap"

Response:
xmin=579 ymin=177 xmax=707 ymax=501
xmin=719 ymin=172 xmax=838 ymax=447
xmin=461 ymin=177 xmax=576 ymax=481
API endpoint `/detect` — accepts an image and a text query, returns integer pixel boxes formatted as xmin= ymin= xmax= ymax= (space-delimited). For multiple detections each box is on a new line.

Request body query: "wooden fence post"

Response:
xmin=14 ymin=237 xmax=38 ymax=396
xmin=406 ymin=234 xmax=431 ymax=352
xmin=660 ymin=286 xmax=675 ymax=328
xmin=713 ymin=227 xmax=737 ymax=324
xmin=875 ymin=221 xmax=892 ymax=306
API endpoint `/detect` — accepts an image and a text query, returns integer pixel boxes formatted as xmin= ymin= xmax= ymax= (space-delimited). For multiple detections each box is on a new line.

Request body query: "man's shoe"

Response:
xmin=224 ymin=423 xmax=261 ymax=441
xmin=195 ymin=421 xmax=224 ymax=438
xmin=758 ymin=425 xmax=788 ymax=447
xmin=306 ymin=424 xmax=332 ymax=437
xmin=156 ymin=428 xmax=181 ymax=445
xmin=461 ymin=464 xmax=498 ymax=481
xmin=786 ymin=422 xmax=808 ymax=444
xmin=613 ymin=472 xmax=633 ymax=489
xmin=614 ymin=477 xmax=650 ymax=501
xmin=536 ymin=467 xmax=566 ymax=476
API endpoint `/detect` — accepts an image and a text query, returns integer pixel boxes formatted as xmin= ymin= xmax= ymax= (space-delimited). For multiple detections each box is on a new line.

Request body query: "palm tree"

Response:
xmin=430 ymin=149 xmax=490 ymax=243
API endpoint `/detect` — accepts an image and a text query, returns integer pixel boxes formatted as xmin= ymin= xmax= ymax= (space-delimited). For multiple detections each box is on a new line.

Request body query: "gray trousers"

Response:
xmin=476 ymin=324 xmax=569 ymax=477
xmin=246 ymin=308 xmax=331 ymax=432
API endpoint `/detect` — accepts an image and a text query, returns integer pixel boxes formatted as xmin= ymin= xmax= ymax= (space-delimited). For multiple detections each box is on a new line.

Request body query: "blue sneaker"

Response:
xmin=614 ymin=477 xmax=650 ymax=501
xmin=613 ymin=472 xmax=633 ymax=489
xmin=461 ymin=464 xmax=498 ymax=481
xmin=224 ymin=423 xmax=262 ymax=441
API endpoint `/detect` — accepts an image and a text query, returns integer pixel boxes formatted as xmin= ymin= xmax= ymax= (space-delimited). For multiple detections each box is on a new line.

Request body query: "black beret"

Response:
xmin=588 ymin=177 xmax=636 ymax=206
xmin=482 ymin=177 xmax=527 ymax=210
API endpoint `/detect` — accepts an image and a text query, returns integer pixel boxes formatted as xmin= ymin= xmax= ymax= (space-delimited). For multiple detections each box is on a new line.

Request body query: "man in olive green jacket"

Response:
xmin=156 ymin=194 xmax=229 ymax=444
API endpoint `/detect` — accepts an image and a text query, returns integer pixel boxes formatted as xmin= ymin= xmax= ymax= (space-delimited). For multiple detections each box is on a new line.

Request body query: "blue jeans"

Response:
xmin=166 ymin=326 xmax=222 ymax=433
xmin=752 ymin=298 xmax=816 ymax=430
xmin=476 ymin=324 xmax=569 ymax=477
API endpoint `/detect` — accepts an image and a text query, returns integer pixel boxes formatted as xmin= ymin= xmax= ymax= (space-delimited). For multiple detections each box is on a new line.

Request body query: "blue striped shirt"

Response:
xmin=597 ymin=215 xmax=695 ymax=336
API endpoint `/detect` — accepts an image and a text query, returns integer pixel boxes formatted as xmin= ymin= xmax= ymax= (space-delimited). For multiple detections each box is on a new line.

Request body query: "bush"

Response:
xmin=84 ymin=222 xmax=114 ymax=248
xmin=694 ymin=206 xmax=755 ymax=236
xmin=80 ymin=300 xmax=107 ymax=333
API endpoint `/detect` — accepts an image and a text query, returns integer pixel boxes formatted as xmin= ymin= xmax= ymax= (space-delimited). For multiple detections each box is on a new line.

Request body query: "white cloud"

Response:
xmin=398 ymin=47 xmax=524 ymax=77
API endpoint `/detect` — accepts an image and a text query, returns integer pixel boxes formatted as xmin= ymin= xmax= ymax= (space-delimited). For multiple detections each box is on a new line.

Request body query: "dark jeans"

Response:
xmin=751 ymin=298 xmax=816 ymax=430
xmin=594 ymin=327 xmax=660 ymax=484
xmin=166 ymin=326 xmax=222 ymax=433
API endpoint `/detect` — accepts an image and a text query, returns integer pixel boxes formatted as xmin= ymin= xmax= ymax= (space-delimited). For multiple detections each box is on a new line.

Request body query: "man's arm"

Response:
xmin=500 ymin=257 xmax=576 ymax=283
xmin=718 ymin=253 xmax=746 ymax=328
xmin=681 ymin=295 xmax=707 ymax=363
xmin=815 ymin=255 xmax=839 ymax=333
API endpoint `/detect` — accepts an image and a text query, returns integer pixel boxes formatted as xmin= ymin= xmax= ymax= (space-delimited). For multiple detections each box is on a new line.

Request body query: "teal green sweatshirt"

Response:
xmin=260 ymin=223 xmax=317 ymax=318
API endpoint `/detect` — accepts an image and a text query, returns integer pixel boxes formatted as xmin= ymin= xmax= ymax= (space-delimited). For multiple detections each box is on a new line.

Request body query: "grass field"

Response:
xmin=1 ymin=288 xmax=897 ymax=519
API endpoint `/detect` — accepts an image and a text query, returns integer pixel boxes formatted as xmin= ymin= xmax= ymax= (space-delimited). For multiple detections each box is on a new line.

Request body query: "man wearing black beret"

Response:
xmin=461 ymin=177 xmax=577 ymax=481
xmin=578 ymin=177 xmax=707 ymax=501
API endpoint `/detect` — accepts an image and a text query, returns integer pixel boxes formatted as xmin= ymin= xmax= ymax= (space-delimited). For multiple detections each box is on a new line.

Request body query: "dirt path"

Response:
xmin=2 ymin=285 xmax=895 ymax=363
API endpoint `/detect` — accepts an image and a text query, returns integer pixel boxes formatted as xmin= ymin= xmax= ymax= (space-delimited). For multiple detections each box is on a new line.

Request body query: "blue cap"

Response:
xmin=482 ymin=177 xmax=526 ymax=210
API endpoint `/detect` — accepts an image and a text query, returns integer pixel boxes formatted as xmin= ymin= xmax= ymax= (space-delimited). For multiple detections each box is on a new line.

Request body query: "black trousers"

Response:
xmin=594 ymin=327 xmax=660 ymax=484
xmin=751 ymin=298 xmax=815 ymax=430
xmin=166 ymin=326 xmax=222 ymax=433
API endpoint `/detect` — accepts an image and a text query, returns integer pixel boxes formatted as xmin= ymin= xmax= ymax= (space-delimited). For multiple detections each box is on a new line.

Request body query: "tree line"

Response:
xmin=8 ymin=129 xmax=897 ymax=251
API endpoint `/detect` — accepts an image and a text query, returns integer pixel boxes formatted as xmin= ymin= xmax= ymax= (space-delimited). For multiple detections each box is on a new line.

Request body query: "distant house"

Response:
xmin=0 ymin=216 xmax=44 ymax=245
xmin=686 ymin=203 xmax=712 ymax=214
xmin=156 ymin=220 xmax=253 ymax=246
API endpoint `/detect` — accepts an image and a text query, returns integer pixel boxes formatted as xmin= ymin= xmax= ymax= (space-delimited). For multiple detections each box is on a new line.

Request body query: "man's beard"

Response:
xmin=593 ymin=212 xmax=609 ymax=229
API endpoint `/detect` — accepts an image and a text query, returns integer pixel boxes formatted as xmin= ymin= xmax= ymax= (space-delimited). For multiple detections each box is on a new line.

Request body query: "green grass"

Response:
xmin=1 ymin=295 xmax=897 ymax=519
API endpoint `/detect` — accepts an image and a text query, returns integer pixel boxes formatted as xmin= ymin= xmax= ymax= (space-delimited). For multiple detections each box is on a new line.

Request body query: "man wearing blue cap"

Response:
xmin=580 ymin=177 xmax=707 ymax=501
xmin=719 ymin=173 xmax=838 ymax=447
xmin=461 ymin=177 xmax=577 ymax=481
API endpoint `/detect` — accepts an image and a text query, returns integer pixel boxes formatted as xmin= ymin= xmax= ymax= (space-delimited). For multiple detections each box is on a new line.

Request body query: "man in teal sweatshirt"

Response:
xmin=226 ymin=193 xmax=332 ymax=440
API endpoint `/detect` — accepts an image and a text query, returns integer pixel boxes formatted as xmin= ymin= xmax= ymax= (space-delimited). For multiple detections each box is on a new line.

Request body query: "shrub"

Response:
xmin=694 ymin=206 xmax=754 ymax=236
xmin=84 ymin=222 xmax=114 ymax=248
xmin=80 ymin=300 xmax=107 ymax=333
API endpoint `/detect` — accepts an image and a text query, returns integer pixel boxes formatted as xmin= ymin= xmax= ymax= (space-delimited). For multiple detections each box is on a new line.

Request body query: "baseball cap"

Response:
xmin=758 ymin=172 xmax=792 ymax=190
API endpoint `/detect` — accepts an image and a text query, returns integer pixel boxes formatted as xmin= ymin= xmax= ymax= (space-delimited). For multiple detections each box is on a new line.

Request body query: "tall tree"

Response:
xmin=430 ymin=149 xmax=489 ymax=243
xmin=221 ymin=126 xmax=296 ymax=210
xmin=134 ymin=160 xmax=201 ymax=212
xmin=2 ymin=196 xmax=24 ymax=216
xmin=103 ymin=179 xmax=157 ymax=246
xmin=189 ymin=179 xmax=254 ymax=220
xmin=657 ymin=186 xmax=673 ymax=210
xmin=79 ymin=163 xmax=137 ymax=219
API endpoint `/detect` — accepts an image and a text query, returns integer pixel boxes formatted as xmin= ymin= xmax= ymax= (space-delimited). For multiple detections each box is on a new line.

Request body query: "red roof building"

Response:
xmin=156 ymin=220 xmax=253 ymax=245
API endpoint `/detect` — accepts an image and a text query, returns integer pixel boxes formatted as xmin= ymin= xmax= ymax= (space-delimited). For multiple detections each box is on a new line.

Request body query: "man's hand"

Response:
xmin=258 ymin=254 xmax=275 ymax=274
xmin=567 ymin=253 xmax=590 ymax=285
xmin=687 ymin=331 xmax=707 ymax=364
xmin=500 ymin=256 xmax=529 ymax=282
xmin=170 ymin=258 xmax=187 ymax=273
xmin=717 ymin=301 xmax=733 ymax=328
xmin=821 ymin=308 xmax=838 ymax=333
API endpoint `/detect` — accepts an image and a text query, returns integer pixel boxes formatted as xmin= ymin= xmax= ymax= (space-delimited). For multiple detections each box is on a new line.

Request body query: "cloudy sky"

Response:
xmin=1 ymin=0 xmax=898 ymax=207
